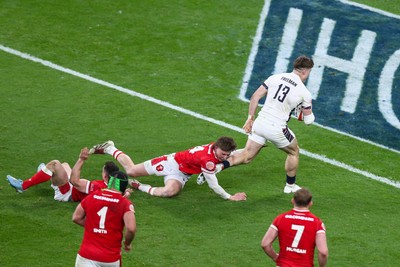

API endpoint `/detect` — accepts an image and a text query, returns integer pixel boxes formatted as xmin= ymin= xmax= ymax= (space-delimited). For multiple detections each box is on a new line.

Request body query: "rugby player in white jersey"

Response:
xmin=217 ymin=55 xmax=316 ymax=193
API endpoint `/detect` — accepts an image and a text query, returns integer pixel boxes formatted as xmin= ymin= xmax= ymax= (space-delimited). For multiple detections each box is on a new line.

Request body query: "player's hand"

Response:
xmin=243 ymin=119 xmax=254 ymax=134
xmin=79 ymin=147 xmax=90 ymax=160
xmin=229 ymin=192 xmax=247 ymax=201
xmin=123 ymin=241 xmax=132 ymax=252
xmin=123 ymin=188 xmax=133 ymax=198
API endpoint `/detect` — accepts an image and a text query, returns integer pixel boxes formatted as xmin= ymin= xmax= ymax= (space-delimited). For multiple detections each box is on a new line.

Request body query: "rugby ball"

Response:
xmin=293 ymin=105 xmax=304 ymax=121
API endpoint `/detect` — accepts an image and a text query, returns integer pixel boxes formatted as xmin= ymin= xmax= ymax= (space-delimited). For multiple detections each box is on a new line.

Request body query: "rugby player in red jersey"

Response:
xmin=261 ymin=188 xmax=328 ymax=267
xmin=7 ymin=149 xmax=120 ymax=202
xmin=72 ymin=170 xmax=136 ymax=267
xmin=90 ymin=137 xmax=246 ymax=201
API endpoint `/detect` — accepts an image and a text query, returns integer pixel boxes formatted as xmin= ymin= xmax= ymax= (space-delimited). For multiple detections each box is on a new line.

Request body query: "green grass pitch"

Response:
xmin=1 ymin=1 xmax=399 ymax=266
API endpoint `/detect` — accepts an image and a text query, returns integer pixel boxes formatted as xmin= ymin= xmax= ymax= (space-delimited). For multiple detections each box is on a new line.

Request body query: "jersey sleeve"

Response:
xmin=201 ymin=161 xmax=217 ymax=174
xmin=302 ymin=89 xmax=313 ymax=109
xmin=316 ymin=218 xmax=326 ymax=234
xmin=202 ymin=172 xmax=231 ymax=199
xmin=271 ymin=213 xmax=283 ymax=230
xmin=123 ymin=198 xmax=135 ymax=214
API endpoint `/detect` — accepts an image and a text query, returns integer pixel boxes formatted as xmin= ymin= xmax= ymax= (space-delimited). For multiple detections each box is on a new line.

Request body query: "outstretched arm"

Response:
xmin=202 ymin=172 xmax=246 ymax=201
xmin=70 ymin=147 xmax=91 ymax=193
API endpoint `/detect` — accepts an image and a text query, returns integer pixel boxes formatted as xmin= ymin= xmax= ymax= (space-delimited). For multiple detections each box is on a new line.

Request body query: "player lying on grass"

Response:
xmin=89 ymin=136 xmax=247 ymax=201
xmin=6 ymin=147 xmax=131 ymax=202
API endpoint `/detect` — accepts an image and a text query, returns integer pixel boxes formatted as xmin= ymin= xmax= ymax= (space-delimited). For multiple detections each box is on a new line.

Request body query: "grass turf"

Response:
xmin=0 ymin=0 xmax=399 ymax=266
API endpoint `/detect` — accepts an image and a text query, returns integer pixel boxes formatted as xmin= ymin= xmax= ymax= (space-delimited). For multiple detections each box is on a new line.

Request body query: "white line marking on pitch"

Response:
xmin=1 ymin=44 xmax=399 ymax=189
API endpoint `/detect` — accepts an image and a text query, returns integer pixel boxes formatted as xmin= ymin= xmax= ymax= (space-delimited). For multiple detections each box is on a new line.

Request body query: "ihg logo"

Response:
xmin=240 ymin=0 xmax=400 ymax=151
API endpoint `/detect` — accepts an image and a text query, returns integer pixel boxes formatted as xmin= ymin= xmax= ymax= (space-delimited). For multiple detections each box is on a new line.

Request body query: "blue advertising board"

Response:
xmin=240 ymin=0 xmax=400 ymax=151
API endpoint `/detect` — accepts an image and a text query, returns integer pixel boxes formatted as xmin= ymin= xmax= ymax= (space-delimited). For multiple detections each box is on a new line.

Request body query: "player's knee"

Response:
xmin=160 ymin=181 xmax=182 ymax=197
xmin=47 ymin=160 xmax=60 ymax=171
xmin=48 ymin=159 xmax=60 ymax=165
xmin=160 ymin=188 xmax=180 ymax=198
xmin=126 ymin=168 xmax=138 ymax=177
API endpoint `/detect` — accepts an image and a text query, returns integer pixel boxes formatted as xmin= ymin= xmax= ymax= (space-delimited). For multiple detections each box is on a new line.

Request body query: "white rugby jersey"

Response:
xmin=259 ymin=72 xmax=312 ymax=125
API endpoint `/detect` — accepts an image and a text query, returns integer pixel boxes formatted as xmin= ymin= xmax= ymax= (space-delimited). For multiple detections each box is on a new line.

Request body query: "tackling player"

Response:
xmin=89 ymin=137 xmax=247 ymax=201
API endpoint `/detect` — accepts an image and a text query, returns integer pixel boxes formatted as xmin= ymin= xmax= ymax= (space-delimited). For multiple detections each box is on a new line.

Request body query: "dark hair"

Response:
xmin=214 ymin=136 xmax=237 ymax=152
xmin=293 ymin=55 xmax=314 ymax=70
xmin=103 ymin=161 xmax=119 ymax=176
xmin=108 ymin=170 xmax=129 ymax=193
xmin=293 ymin=187 xmax=312 ymax=207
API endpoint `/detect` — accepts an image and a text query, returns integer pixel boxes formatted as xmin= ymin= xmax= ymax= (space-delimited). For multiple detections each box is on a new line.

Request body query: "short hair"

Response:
xmin=293 ymin=187 xmax=313 ymax=207
xmin=108 ymin=170 xmax=129 ymax=193
xmin=293 ymin=55 xmax=314 ymax=70
xmin=214 ymin=136 xmax=237 ymax=152
xmin=103 ymin=161 xmax=119 ymax=177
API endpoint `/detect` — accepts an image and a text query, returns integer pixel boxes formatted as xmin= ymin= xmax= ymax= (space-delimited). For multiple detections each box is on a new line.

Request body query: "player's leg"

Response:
xmin=46 ymin=160 xmax=70 ymax=186
xmin=229 ymin=139 xmax=264 ymax=166
xmin=256 ymin=123 xmax=301 ymax=193
xmin=280 ymin=139 xmax=299 ymax=178
xmin=117 ymin=157 xmax=149 ymax=177
xmin=44 ymin=160 xmax=73 ymax=199
xmin=149 ymin=179 xmax=182 ymax=197
xmin=7 ymin=160 xmax=59 ymax=193
xmin=279 ymin=137 xmax=301 ymax=193
xmin=130 ymin=178 xmax=182 ymax=198
xmin=152 ymin=179 xmax=182 ymax=197
xmin=130 ymin=159 xmax=187 ymax=198
xmin=228 ymin=117 xmax=268 ymax=166
xmin=89 ymin=140 xmax=148 ymax=177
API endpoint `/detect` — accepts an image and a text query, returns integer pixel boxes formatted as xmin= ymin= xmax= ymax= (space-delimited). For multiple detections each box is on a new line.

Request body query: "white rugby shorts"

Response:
xmin=249 ymin=117 xmax=296 ymax=148
xmin=51 ymin=182 xmax=72 ymax=202
xmin=75 ymin=254 xmax=120 ymax=267
xmin=143 ymin=154 xmax=191 ymax=187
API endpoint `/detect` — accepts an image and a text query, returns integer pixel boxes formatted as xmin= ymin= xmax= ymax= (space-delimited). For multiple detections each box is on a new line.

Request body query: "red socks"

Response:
xmin=22 ymin=170 xmax=51 ymax=190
